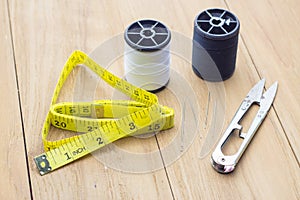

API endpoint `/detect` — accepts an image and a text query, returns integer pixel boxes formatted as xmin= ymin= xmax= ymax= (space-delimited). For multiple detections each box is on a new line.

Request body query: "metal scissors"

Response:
xmin=211 ymin=79 xmax=278 ymax=173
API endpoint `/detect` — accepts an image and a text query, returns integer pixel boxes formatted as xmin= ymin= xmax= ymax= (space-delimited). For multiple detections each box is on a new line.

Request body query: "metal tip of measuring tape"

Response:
xmin=34 ymin=51 xmax=175 ymax=175
xmin=34 ymin=154 xmax=52 ymax=176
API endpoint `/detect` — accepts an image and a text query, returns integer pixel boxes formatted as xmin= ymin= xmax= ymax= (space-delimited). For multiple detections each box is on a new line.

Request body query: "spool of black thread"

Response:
xmin=192 ymin=8 xmax=240 ymax=82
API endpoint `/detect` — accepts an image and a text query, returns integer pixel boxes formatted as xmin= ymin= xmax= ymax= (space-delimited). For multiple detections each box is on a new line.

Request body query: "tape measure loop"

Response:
xmin=34 ymin=51 xmax=174 ymax=175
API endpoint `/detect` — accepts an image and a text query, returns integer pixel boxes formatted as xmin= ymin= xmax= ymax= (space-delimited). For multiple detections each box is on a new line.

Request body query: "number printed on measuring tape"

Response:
xmin=148 ymin=123 xmax=161 ymax=131
xmin=33 ymin=51 xmax=175 ymax=175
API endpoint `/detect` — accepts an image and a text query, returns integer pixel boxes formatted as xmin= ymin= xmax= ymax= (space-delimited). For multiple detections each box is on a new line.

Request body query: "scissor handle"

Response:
xmin=211 ymin=79 xmax=277 ymax=174
xmin=211 ymin=97 xmax=256 ymax=173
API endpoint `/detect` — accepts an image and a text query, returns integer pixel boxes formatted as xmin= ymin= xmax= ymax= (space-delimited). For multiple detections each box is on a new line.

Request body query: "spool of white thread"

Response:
xmin=124 ymin=19 xmax=171 ymax=92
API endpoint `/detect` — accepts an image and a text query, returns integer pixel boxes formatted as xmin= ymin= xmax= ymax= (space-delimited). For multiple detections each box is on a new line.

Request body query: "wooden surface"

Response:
xmin=1 ymin=0 xmax=299 ymax=199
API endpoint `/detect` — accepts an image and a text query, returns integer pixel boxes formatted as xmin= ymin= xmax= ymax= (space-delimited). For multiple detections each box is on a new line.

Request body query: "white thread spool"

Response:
xmin=124 ymin=19 xmax=171 ymax=91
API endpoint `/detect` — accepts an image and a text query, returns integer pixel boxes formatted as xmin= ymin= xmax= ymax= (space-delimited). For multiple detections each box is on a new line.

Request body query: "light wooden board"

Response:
xmin=226 ymin=0 xmax=300 ymax=162
xmin=9 ymin=0 xmax=172 ymax=199
xmin=150 ymin=1 xmax=300 ymax=199
xmin=160 ymin=39 xmax=300 ymax=200
xmin=0 ymin=0 xmax=31 ymax=199
xmin=6 ymin=0 xmax=300 ymax=199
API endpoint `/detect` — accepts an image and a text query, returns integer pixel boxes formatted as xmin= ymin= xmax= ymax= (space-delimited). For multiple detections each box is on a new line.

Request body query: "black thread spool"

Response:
xmin=192 ymin=8 xmax=240 ymax=82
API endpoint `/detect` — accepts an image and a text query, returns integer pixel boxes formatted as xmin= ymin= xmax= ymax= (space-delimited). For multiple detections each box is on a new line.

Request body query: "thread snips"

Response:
xmin=211 ymin=79 xmax=278 ymax=173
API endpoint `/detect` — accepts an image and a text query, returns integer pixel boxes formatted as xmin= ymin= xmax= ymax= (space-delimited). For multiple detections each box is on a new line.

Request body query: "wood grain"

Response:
xmin=9 ymin=0 xmax=172 ymax=199
xmin=225 ymin=0 xmax=300 ymax=162
xmin=5 ymin=0 xmax=300 ymax=199
xmin=0 ymin=0 xmax=31 ymax=199
xmin=159 ymin=37 xmax=300 ymax=200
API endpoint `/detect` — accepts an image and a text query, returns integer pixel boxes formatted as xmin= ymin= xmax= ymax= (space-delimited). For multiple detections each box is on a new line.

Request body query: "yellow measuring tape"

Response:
xmin=34 ymin=51 xmax=174 ymax=175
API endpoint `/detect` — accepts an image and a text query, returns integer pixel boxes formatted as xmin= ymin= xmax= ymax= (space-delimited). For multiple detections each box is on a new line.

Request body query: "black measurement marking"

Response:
xmin=134 ymin=90 xmax=139 ymax=96
xmin=155 ymin=123 xmax=160 ymax=130
xmin=56 ymin=107 xmax=63 ymax=114
xmin=129 ymin=122 xmax=136 ymax=130
xmin=49 ymin=151 xmax=57 ymax=164
xmin=54 ymin=120 xmax=59 ymax=126
xmin=64 ymin=152 xmax=71 ymax=160
xmin=74 ymin=138 xmax=81 ymax=146
xmin=116 ymin=80 xmax=121 ymax=86
xmin=104 ymin=124 xmax=109 ymax=131
xmin=82 ymin=106 xmax=89 ymax=113
xmin=81 ymin=135 xmax=88 ymax=144
xmin=72 ymin=147 xmax=86 ymax=156
xmin=148 ymin=123 xmax=161 ymax=131
xmin=54 ymin=120 xmax=67 ymax=128
xmin=96 ymin=137 xmax=104 ymax=145
xmin=87 ymin=126 xmax=93 ymax=132
xmin=69 ymin=106 xmax=76 ymax=114
xmin=144 ymin=94 xmax=150 ymax=100
xmin=61 ymin=122 xmax=66 ymax=128
xmin=71 ymin=139 xmax=77 ymax=147
xmin=108 ymin=75 xmax=113 ymax=81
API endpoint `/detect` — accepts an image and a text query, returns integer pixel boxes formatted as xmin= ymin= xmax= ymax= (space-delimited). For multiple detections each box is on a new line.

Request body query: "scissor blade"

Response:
xmin=247 ymin=79 xmax=265 ymax=102
xmin=260 ymin=81 xmax=278 ymax=111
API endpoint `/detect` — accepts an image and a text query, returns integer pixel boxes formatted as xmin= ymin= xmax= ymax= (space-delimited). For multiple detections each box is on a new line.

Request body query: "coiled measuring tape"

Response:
xmin=34 ymin=50 xmax=174 ymax=175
